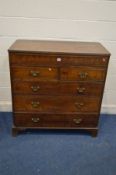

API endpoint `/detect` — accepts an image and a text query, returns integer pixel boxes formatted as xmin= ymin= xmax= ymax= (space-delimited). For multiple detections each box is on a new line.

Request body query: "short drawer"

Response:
xmin=61 ymin=67 xmax=106 ymax=81
xmin=11 ymin=67 xmax=58 ymax=80
xmin=12 ymin=81 xmax=103 ymax=97
xmin=13 ymin=95 xmax=100 ymax=113
xmin=14 ymin=113 xmax=99 ymax=128
xmin=9 ymin=53 xmax=108 ymax=67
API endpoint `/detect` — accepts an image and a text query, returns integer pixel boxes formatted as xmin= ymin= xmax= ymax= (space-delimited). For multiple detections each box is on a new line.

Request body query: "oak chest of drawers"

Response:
xmin=8 ymin=40 xmax=110 ymax=137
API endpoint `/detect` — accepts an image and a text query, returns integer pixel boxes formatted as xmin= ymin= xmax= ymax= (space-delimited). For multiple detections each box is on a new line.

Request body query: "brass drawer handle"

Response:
xmin=31 ymin=101 xmax=40 ymax=108
xmin=75 ymin=102 xmax=84 ymax=108
xmin=77 ymin=87 xmax=85 ymax=93
xmin=31 ymin=86 xmax=40 ymax=92
xmin=79 ymin=72 xmax=88 ymax=79
xmin=30 ymin=71 xmax=40 ymax=77
xmin=32 ymin=117 xmax=40 ymax=123
xmin=73 ymin=118 xmax=82 ymax=124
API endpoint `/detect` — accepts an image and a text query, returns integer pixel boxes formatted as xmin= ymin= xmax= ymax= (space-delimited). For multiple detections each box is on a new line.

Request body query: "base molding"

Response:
xmin=12 ymin=126 xmax=98 ymax=137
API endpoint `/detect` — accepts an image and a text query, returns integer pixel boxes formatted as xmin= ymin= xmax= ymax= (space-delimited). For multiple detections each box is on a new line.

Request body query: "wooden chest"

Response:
xmin=8 ymin=40 xmax=110 ymax=137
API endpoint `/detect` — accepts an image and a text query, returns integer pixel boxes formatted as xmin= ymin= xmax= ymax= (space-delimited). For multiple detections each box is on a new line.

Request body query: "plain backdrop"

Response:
xmin=0 ymin=0 xmax=116 ymax=114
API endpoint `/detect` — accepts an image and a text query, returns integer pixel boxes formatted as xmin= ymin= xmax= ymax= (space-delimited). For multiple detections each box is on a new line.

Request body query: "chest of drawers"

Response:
xmin=8 ymin=40 xmax=110 ymax=137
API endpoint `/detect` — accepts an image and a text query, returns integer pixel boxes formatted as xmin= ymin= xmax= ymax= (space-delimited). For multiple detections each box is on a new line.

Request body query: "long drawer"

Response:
xmin=14 ymin=113 xmax=99 ymax=128
xmin=10 ymin=53 xmax=108 ymax=67
xmin=13 ymin=95 xmax=100 ymax=113
xmin=12 ymin=81 xmax=103 ymax=96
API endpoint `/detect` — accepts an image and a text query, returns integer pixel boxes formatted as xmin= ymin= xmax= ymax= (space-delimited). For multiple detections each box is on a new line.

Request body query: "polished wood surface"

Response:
xmin=11 ymin=67 xmax=58 ymax=81
xmin=61 ymin=67 xmax=106 ymax=81
xmin=11 ymin=66 xmax=105 ymax=81
xmin=14 ymin=113 xmax=99 ymax=128
xmin=9 ymin=40 xmax=110 ymax=137
xmin=13 ymin=95 xmax=100 ymax=113
xmin=10 ymin=53 xmax=108 ymax=67
xmin=9 ymin=40 xmax=110 ymax=55
xmin=12 ymin=81 xmax=103 ymax=96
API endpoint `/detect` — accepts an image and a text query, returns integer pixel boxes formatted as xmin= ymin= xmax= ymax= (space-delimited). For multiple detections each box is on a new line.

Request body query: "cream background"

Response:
xmin=0 ymin=0 xmax=116 ymax=114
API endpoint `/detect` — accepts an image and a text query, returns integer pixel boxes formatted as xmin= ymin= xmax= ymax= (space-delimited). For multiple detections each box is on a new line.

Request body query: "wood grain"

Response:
xmin=61 ymin=67 xmax=106 ymax=81
xmin=9 ymin=40 xmax=110 ymax=55
xmin=10 ymin=52 xmax=109 ymax=67
xmin=11 ymin=66 xmax=58 ymax=81
xmin=12 ymin=81 xmax=103 ymax=97
xmin=8 ymin=40 xmax=110 ymax=136
xmin=14 ymin=113 xmax=99 ymax=128
xmin=13 ymin=95 xmax=100 ymax=113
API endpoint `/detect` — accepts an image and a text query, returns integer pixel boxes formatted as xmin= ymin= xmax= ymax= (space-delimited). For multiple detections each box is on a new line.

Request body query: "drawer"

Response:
xmin=10 ymin=53 xmax=58 ymax=66
xmin=61 ymin=67 xmax=106 ymax=81
xmin=10 ymin=53 xmax=108 ymax=67
xmin=12 ymin=81 xmax=103 ymax=97
xmin=13 ymin=95 xmax=100 ymax=113
xmin=11 ymin=67 xmax=58 ymax=80
xmin=60 ymin=55 xmax=108 ymax=67
xmin=14 ymin=113 xmax=99 ymax=128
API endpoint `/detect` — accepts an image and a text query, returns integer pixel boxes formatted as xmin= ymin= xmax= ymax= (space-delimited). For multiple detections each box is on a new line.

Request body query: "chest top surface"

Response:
xmin=8 ymin=39 xmax=110 ymax=56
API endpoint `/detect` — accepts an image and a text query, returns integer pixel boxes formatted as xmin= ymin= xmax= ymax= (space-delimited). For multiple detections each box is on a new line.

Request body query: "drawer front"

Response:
xmin=10 ymin=53 xmax=58 ymax=66
xmin=12 ymin=81 xmax=103 ymax=96
xmin=10 ymin=53 xmax=108 ymax=67
xmin=14 ymin=113 xmax=99 ymax=128
xmin=61 ymin=67 xmax=106 ymax=81
xmin=61 ymin=56 xmax=108 ymax=67
xmin=13 ymin=95 xmax=100 ymax=113
xmin=11 ymin=67 xmax=58 ymax=80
